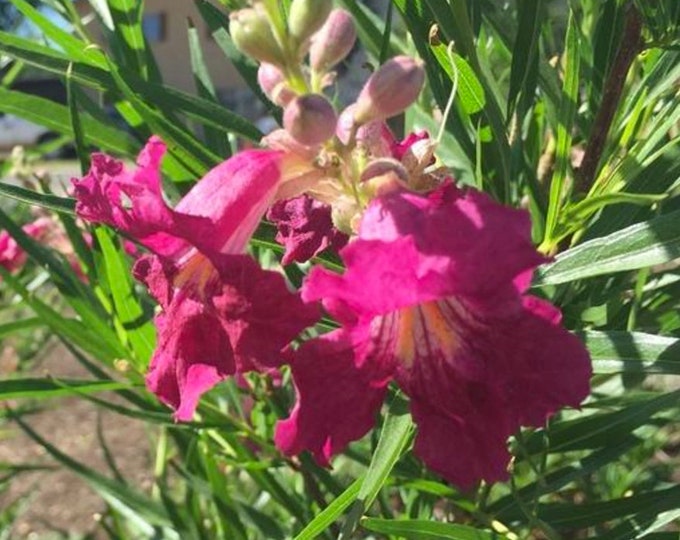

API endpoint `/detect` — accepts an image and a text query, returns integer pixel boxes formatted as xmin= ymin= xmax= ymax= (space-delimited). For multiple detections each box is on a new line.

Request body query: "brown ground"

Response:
xmin=0 ymin=341 xmax=152 ymax=539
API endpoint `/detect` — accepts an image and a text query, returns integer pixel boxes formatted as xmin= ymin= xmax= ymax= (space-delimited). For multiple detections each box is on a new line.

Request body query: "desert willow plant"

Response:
xmin=0 ymin=0 xmax=678 ymax=539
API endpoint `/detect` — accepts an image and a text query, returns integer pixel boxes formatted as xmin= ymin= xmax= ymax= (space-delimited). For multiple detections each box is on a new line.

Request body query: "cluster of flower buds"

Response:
xmin=230 ymin=1 xmax=430 ymax=234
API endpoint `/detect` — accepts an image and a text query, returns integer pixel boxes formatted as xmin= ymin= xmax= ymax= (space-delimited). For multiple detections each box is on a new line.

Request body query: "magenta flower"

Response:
xmin=275 ymin=183 xmax=591 ymax=488
xmin=0 ymin=218 xmax=49 ymax=272
xmin=73 ymin=137 xmax=319 ymax=420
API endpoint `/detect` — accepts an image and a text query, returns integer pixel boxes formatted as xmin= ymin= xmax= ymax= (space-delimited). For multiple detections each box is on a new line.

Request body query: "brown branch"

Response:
xmin=576 ymin=2 xmax=644 ymax=192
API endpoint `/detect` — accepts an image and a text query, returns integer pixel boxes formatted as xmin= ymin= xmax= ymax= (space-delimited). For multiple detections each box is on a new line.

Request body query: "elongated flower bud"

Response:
xmin=230 ymin=7 xmax=285 ymax=65
xmin=353 ymin=56 xmax=425 ymax=125
xmin=283 ymin=94 xmax=337 ymax=146
xmin=288 ymin=0 xmax=333 ymax=44
xmin=310 ymin=9 xmax=357 ymax=72
xmin=257 ymin=63 xmax=295 ymax=106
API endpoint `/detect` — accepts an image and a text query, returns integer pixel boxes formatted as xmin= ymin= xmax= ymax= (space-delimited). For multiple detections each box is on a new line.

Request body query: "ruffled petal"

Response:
xmin=275 ymin=329 xmax=389 ymax=465
xmin=266 ymin=195 xmax=348 ymax=265
xmin=146 ymin=297 xmax=235 ymax=421
xmin=73 ymin=139 xmax=285 ymax=259
xmin=303 ymin=184 xmax=547 ymax=322
xmin=0 ymin=218 xmax=50 ymax=272
xmin=410 ymin=396 xmax=511 ymax=488
xmin=141 ymin=251 xmax=318 ymax=419
xmin=210 ymin=253 xmax=320 ymax=372
xmin=389 ymin=295 xmax=590 ymax=488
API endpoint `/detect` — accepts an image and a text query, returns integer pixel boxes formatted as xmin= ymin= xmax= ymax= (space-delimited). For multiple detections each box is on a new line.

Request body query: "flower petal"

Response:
xmin=391 ymin=296 xmax=591 ymax=488
xmin=73 ymin=139 xmax=286 ymax=258
xmin=210 ymin=253 xmax=320 ymax=372
xmin=141 ymin=251 xmax=319 ymax=419
xmin=304 ymin=184 xmax=547 ymax=321
xmin=72 ymin=137 xmax=201 ymax=257
xmin=146 ymin=298 xmax=235 ymax=421
xmin=176 ymin=149 xmax=284 ymax=254
xmin=266 ymin=195 xmax=348 ymax=265
xmin=275 ymin=329 xmax=389 ymax=465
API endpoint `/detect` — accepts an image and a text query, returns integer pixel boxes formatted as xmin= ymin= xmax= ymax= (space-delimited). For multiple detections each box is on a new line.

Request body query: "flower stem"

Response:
xmin=577 ymin=2 xmax=643 ymax=193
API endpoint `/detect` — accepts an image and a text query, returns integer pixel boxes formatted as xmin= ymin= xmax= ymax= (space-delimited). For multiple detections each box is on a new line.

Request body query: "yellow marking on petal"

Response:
xmin=420 ymin=301 xmax=458 ymax=354
xmin=174 ymin=251 xmax=217 ymax=296
xmin=392 ymin=301 xmax=459 ymax=369
xmin=395 ymin=306 xmax=417 ymax=367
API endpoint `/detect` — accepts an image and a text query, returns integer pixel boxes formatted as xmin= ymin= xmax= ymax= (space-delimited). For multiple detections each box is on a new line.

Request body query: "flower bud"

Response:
xmin=257 ymin=63 xmax=296 ymax=106
xmin=310 ymin=9 xmax=357 ymax=72
xmin=336 ymin=104 xmax=393 ymax=157
xmin=288 ymin=0 xmax=333 ymax=44
xmin=353 ymin=56 xmax=425 ymax=125
xmin=283 ymin=94 xmax=337 ymax=146
xmin=361 ymin=158 xmax=409 ymax=196
xmin=229 ymin=7 xmax=285 ymax=65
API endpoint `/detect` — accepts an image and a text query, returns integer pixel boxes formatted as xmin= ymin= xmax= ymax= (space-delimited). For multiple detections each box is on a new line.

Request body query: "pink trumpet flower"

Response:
xmin=275 ymin=183 xmax=591 ymax=488
xmin=73 ymin=137 xmax=319 ymax=420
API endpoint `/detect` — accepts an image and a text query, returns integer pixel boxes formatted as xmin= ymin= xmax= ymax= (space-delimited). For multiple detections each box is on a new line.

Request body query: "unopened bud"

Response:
xmin=353 ymin=56 xmax=425 ymax=125
xmin=336 ymin=104 xmax=393 ymax=156
xmin=310 ymin=9 xmax=357 ymax=72
xmin=361 ymin=158 xmax=409 ymax=196
xmin=230 ymin=7 xmax=285 ymax=65
xmin=257 ymin=63 xmax=295 ymax=106
xmin=283 ymin=94 xmax=337 ymax=146
xmin=288 ymin=0 xmax=333 ymax=44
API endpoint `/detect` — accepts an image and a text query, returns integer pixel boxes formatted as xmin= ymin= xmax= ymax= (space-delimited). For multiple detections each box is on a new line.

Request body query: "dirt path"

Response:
xmin=0 ymin=341 xmax=152 ymax=538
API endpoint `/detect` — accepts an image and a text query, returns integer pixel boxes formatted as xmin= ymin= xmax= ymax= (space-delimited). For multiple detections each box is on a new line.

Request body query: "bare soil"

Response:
xmin=0 ymin=341 xmax=152 ymax=539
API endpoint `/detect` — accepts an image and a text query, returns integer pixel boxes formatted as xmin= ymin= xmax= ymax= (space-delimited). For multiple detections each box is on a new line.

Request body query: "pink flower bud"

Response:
xmin=310 ymin=9 xmax=357 ymax=72
xmin=257 ymin=63 xmax=295 ymax=106
xmin=288 ymin=0 xmax=333 ymax=44
xmin=353 ymin=56 xmax=425 ymax=124
xmin=336 ymin=104 xmax=393 ymax=157
xmin=283 ymin=94 xmax=337 ymax=146
xmin=229 ymin=7 xmax=285 ymax=65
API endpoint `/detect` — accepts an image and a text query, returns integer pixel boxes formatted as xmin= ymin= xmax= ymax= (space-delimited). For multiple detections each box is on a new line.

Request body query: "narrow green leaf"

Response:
xmin=0 ymin=31 xmax=261 ymax=143
xmin=542 ymin=11 xmax=581 ymax=250
xmin=293 ymin=479 xmax=362 ymax=540
xmin=95 ymin=228 xmax=155 ymax=367
xmin=104 ymin=55 xmax=219 ymax=176
xmin=66 ymin=69 xmax=91 ymax=174
xmin=0 ymin=86 xmax=138 ymax=156
xmin=585 ymin=330 xmax=680 ymax=375
xmin=10 ymin=0 xmax=106 ymax=68
xmin=0 ymin=378 xmax=132 ymax=400
xmin=107 ymin=0 xmax=147 ymax=78
xmin=536 ymin=209 xmax=680 ymax=285
xmin=430 ymin=45 xmax=486 ymax=115
xmin=341 ymin=395 xmax=414 ymax=538
xmin=524 ymin=390 xmax=680 ymax=454
xmin=361 ymin=518 xmax=497 ymax=539
xmin=0 ymin=268 xmax=125 ymax=363
xmin=531 ymin=485 xmax=680 ymax=529
xmin=187 ymin=20 xmax=231 ymax=157
xmin=357 ymin=396 xmax=414 ymax=505
xmin=0 ymin=182 xmax=75 ymax=215
xmin=0 ymin=318 xmax=42 ymax=339
xmin=507 ymin=0 xmax=543 ymax=115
